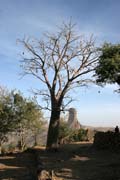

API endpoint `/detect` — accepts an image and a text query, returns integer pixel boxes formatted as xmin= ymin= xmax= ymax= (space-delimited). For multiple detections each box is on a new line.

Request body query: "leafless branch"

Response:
xmin=19 ymin=21 xmax=99 ymax=111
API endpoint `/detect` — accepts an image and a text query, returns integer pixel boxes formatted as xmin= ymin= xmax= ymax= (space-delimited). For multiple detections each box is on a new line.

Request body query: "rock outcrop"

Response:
xmin=67 ymin=108 xmax=81 ymax=130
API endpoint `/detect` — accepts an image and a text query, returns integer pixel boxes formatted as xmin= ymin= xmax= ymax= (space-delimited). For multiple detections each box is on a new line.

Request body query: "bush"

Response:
xmin=58 ymin=120 xmax=72 ymax=144
xmin=59 ymin=120 xmax=88 ymax=144
xmin=1 ymin=143 xmax=16 ymax=154
xmin=71 ymin=129 xmax=88 ymax=142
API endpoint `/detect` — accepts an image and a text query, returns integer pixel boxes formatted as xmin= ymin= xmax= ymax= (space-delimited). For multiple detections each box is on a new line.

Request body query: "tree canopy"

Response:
xmin=0 ymin=88 xmax=16 ymax=145
xmin=96 ymin=43 xmax=120 ymax=86
xmin=0 ymin=87 xmax=46 ymax=149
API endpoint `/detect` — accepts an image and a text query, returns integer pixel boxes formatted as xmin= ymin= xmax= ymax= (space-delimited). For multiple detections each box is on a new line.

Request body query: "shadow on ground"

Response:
xmin=0 ymin=152 xmax=36 ymax=180
xmin=36 ymin=142 xmax=120 ymax=180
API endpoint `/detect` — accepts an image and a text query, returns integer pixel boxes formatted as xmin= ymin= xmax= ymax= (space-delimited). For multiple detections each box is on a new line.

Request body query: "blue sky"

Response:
xmin=0 ymin=0 xmax=120 ymax=127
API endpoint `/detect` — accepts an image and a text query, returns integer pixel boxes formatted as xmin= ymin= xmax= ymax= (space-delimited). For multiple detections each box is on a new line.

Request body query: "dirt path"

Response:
xmin=0 ymin=151 xmax=37 ymax=180
xmin=36 ymin=142 xmax=120 ymax=180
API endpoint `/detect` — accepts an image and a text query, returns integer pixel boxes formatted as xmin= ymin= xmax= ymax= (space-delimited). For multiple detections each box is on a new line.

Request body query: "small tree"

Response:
xmin=0 ymin=88 xmax=46 ymax=152
xmin=96 ymin=43 xmax=120 ymax=88
xmin=0 ymin=88 xmax=16 ymax=153
xmin=20 ymin=22 xmax=98 ymax=149
xmin=22 ymin=100 xmax=47 ymax=147
xmin=13 ymin=92 xmax=46 ymax=150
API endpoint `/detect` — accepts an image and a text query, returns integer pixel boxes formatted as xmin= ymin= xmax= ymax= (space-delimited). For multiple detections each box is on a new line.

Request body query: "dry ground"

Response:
xmin=36 ymin=142 xmax=120 ymax=180
xmin=1 ymin=142 xmax=120 ymax=180
xmin=0 ymin=151 xmax=37 ymax=180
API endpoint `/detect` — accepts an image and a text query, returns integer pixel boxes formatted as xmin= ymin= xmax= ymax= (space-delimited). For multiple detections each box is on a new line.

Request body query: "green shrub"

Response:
xmin=59 ymin=120 xmax=72 ymax=143
xmin=59 ymin=119 xmax=88 ymax=144
xmin=71 ymin=129 xmax=88 ymax=142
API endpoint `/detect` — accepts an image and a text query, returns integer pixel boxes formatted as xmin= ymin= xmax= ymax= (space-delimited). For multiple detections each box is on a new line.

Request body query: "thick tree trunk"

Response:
xmin=46 ymin=106 xmax=61 ymax=150
xmin=0 ymin=141 xmax=2 ymax=154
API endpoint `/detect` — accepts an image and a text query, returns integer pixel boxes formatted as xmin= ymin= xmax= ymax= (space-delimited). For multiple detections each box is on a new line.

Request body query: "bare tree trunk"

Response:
xmin=18 ymin=129 xmax=26 ymax=151
xmin=0 ymin=141 xmax=2 ymax=154
xmin=46 ymin=106 xmax=61 ymax=150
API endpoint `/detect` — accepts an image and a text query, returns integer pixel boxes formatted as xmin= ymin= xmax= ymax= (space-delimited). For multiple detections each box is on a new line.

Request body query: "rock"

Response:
xmin=68 ymin=108 xmax=81 ymax=130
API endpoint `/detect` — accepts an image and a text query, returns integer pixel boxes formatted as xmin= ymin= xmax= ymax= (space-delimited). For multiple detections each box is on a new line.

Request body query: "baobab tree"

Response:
xmin=20 ymin=22 xmax=98 ymax=149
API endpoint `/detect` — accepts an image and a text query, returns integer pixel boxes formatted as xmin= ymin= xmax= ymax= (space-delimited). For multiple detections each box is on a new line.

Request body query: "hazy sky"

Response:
xmin=0 ymin=0 xmax=120 ymax=127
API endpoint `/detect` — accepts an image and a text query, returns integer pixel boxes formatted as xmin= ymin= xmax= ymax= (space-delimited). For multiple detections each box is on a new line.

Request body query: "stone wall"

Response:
xmin=93 ymin=131 xmax=120 ymax=150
